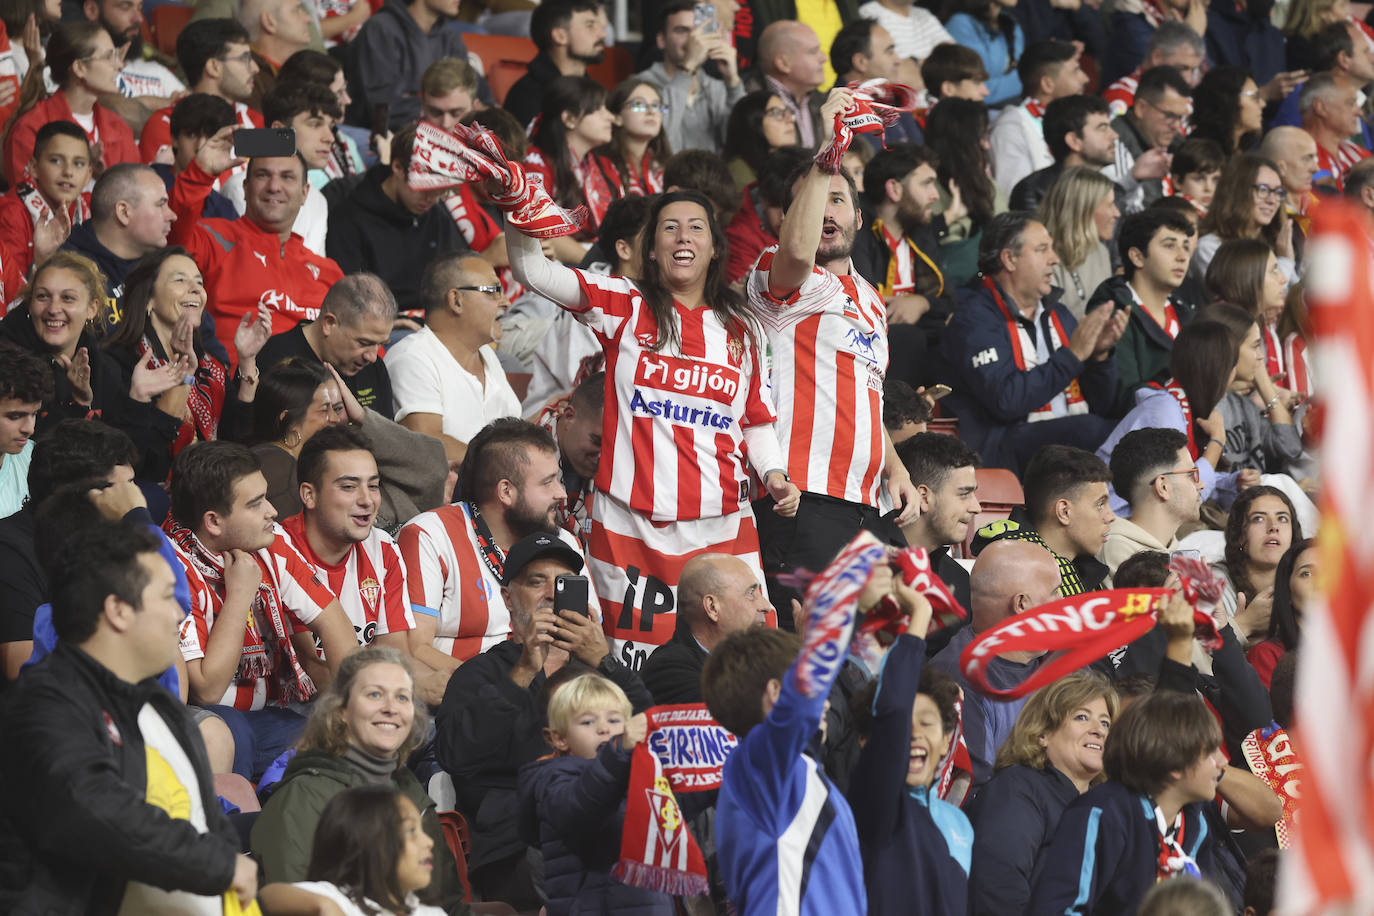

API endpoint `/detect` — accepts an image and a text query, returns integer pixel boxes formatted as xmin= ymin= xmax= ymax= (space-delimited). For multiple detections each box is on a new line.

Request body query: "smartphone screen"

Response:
xmin=555 ymin=575 xmax=590 ymax=617
xmin=233 ymin=127 xmax=296 ymax=159
xmin=693 ymin=1 xmax=718 ymax=32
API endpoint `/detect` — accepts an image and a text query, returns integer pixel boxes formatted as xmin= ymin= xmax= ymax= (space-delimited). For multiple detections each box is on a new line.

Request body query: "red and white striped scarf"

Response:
xmin=137 ymin=334 xmax=227 ymax=457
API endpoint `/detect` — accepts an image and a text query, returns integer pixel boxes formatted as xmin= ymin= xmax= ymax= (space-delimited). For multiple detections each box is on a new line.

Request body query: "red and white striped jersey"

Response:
xmin=280 ymin=513 xmax=415 ymax=648
xmin=397 ymin=503 xmax=598 ymax=661
xmin=175 ymin=526 xmax=338 ymax=711
xmin=566 ymin=271 xmax=778 ymax=522
xmin=747 ymin=249 xmax=889 ymax=506
xmin=1104 ymin=70 xmax=1139 ymax=119
xmin=1315 ymin=139 xmax=1370 ymax=191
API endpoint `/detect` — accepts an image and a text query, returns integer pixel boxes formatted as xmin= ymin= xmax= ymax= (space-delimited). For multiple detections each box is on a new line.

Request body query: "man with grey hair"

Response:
xmin=746 ymin=21 xmax=827 ymax=146
xmin=236 ymin=0 xmax=313 ymax=105
xmin=1102 ymin=21 xmax=1206 ymax=118
xmin=257 ymin=273 xmax=399 ymax=415
xmin=386 ymin=254 xmax=522 ymax=462
xmin=939 ymin=211 xmax=1125 ymax=472
xmin=641 ymin=553 xmax=774 ymax=705
xmin=1300 ymin=71 xmax=1371 ymax=191
xmin=930 ymin=537 xmax=1062 ymax=789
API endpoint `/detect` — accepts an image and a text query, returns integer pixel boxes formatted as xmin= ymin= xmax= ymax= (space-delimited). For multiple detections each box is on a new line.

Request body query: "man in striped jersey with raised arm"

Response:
xmin=746 ymin=86 xmax=920 ymax=624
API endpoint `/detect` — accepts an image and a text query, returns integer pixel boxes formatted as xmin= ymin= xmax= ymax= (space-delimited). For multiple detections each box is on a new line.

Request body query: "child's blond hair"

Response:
xmin=546 ymin=673 xmax=632 ymax=736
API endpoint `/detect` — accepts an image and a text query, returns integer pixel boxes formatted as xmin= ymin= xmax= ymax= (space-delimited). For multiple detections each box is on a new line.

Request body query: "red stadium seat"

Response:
xmin=149 ymin=4 xmax=193 ymax=59
xmin=586 ymin=44 xmax=633 ymax=91
xmin=926 ymin=417 xmax=960 ymax=438
xmin=463 ymin=34 xmax=538 ymax=104
xmin=975 ymin=467 xmax=1024 ymax=511
xmin=438 ymin=810 xmax=474 ymax=902
xmin=507 ymin=371 xmax=531 ymax=401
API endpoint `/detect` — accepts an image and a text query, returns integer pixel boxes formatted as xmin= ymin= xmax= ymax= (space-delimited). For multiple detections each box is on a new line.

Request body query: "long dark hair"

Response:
xmin=636 ymin=189 xmax=751 ymax=353
xmin=596 ymin=77 xmax=671 ymax=191
xmin=1201 ymin=153 xmax=1283 ymax=246
xmin=1190 ymin=67 xmax=1259 ymax=156
xmin=248 ymin=357 xmax=330 ymax=445
xmin=104 ymin=247 xmax=200 ymax=354
xmin=1268 ymin=537 xmax=1313 ymax=651
xmin=724 ymin=91 xmax=790 ymax=177
xmin=943 ymin=0 xmax=1018 ymax=71
xmin=306 ymin=785 xmax=427 ymax=914
xmin=1168 ymin=317 xmax=1239 ymax=421
xmin=925 ymin=98 xmax=994 ymax=229
xmin=1203 ymin=238 xmax=1270 ymax=315
xmin=1223 ymin=485 xmax=1304 ymax=603
xmin=529 ymin=76 xmax=608 ymax=213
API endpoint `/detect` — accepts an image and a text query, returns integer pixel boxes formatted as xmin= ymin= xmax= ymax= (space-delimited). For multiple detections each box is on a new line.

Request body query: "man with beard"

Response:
xmin=989 ymin=40 xmax=1089 ymax=195
xmin=503 ymin=0 xmax=607 ymax=128
xmin=82 ymin=0 xmax=186 ymax=111
xmin=745 ymin=88 xmax=919 ymax=623
xmin=939 ymin=211 xmax=1126 ymax=473
xmin=1011 ymin=95 xmax=1122 ymax=212
xmin=397 ymin=418 xmax=600 ymax=675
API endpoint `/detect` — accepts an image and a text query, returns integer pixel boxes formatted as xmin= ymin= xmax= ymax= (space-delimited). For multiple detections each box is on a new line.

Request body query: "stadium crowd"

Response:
xmin=0 ymin=0 xmax=1355 ymax=909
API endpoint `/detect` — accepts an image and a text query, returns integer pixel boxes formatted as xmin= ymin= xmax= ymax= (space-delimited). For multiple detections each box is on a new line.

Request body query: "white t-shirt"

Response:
xmin=118 ymin=58 xmax=185 ymax=99
xmin=219 ymin=169 xmax=330 ymax=257
xmin=385 ymin=327 xmax=521 ymax=445
xmin=117 ymin=705 xmax=219 ymax=916
xmin=857 ymin=1 xmax=954 ymax=60
xmin=289 ymin=881 xmax=446 ymax=916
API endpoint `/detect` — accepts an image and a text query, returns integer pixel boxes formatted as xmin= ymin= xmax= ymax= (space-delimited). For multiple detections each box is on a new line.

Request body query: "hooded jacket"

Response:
xmin=0 ymin=643 xmax=239 ymax=915
xmin=352 ymin=0 xmax=483 ymax=130
xmin=251 ymin=749 xmax=470 ymax=914
xmin=1085 ymin=275 xmax=1197 ymax=414
xmin=326 ymin=164 xmax=470 ymax=317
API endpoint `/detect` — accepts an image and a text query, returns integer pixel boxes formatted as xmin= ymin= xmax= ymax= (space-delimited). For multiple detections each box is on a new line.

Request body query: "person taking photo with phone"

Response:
xmin=432 ymin=529 xmax=652 ymax=911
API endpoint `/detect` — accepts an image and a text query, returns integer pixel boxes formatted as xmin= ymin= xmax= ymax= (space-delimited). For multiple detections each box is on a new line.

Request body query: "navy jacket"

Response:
xmin=1027 ymin=780 xmax=1216 ymax=915
xmin=965 ymin=764 xmax=1080 ymax=916
xmin=517 ymin=742 xmax=674 ymax=916
xmin=849 ymin=634 xmax=971 ymax=916
xmin=1205 ymin=0 xmax=1286 ymax=85
xmin=1102 ymin=11 xmax=1156 ymax=85
xmin=938 ymin=279 xmax=1118 ymax=467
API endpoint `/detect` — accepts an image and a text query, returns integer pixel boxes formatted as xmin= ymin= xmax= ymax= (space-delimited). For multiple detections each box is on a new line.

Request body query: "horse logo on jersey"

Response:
xmin=359 ymin=577 xmax=381 ymax=617
xmin=726 ymin=336 xmax=744 ymax=368
xmin=845 ymin=328 xmax=880 ymax=364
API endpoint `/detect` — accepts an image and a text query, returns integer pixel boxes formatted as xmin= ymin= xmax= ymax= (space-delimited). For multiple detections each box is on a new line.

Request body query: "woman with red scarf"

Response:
xmin=592 ymin=78 xmax=669 ymax=201
xmin=524 ymin=76 xmax=619 ymax=262
xmin=104 ymin=247 xmax=272 ymax=470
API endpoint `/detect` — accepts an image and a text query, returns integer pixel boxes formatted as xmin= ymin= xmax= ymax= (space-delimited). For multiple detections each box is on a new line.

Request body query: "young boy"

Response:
xmin=518 ymin=673 xmax=673 ymax=914
xmin=0 ymin=346 xmax=51 ymax=516
xmin=1169 ymin=137 xmax=1224 ymax=215
xmin=848 ymin=592 xmax=973 ymax=915
xmin=0 ymin=121 xmax=93 ymax=302
xmin=702 ymin=533 xmax=897 ymax=915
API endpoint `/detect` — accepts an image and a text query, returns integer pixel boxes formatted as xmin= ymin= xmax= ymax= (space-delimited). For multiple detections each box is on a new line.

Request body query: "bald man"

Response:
xmin=1261 ymin=126 xmax=1321 ymax=240
xmin=386 ymin=254 xmax=522 ymax=462
xmin=929 ymin=538 xmax=1062 ymax=788
xmin=641 ymin=553 xmax=773 ymax=705
xmin=751 ymin=22 xmax=827 ymax=146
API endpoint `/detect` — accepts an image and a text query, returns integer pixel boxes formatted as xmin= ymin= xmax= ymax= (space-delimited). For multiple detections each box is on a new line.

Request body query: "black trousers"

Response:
xmin=754 ymin=491 xmax=903 ymax=630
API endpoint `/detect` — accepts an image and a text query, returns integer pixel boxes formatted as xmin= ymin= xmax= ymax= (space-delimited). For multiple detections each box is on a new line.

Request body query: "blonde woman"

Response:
xmin=1038 ymin=167 xmax=1120 ymax=318
xmin=964 ymin=671 xmax=1120 ymax=916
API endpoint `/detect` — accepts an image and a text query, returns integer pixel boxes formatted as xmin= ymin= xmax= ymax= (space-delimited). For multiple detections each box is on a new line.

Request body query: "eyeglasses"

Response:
xmin=1156 ymin=467 xmax=1201 ymax=484
xmin=81 ymin=48 xmax=125 ymax=63
xmin=624 ymin=100 xmax=669 ymax=115
xmin=218 ymin=51 xmax=256 ymax=65
xmin=1240 ymin=89 xmax=1261 ymax=100
xmin=764 ymin=107 xmax=796 ymax=121
xmin=1141 ymin=97 xmax=1187 ymax=125
xmin=1252 ymin=183 xmax=1287 ymax=201
xmin=453 ymin=284 xmax=502 ymax=295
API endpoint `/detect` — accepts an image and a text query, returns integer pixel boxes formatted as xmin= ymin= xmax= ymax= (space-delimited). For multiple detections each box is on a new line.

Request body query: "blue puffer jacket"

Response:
xmin=945 ymin=12 xmax=1026 ymax=107
xmin=518 ymin=742 xmax=675 ymax=916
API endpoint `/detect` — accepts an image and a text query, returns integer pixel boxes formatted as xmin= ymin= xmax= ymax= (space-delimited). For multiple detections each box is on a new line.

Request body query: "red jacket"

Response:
xmin=139 ymin=100 xmax=262 ymax=164
xmin=170 ymin=160 xmax=342 ymax=370
xmin=724 ymin=183 xmax=775 ymax=284
xmin=3 ymin=91 xmax=139 ymax=187
xmin=0 ymin=188 xmax=89 ymax=309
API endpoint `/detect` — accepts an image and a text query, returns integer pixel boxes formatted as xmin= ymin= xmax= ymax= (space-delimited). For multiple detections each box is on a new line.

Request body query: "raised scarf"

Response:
xmin=614 ymin=704 xmax=723 ymax=896
xmin=1147 ymin=378 xmax=1197 ymax=458
xmin=137 ymin=333 xmax=226 ymax=457
xmin=163 ymin=519 xmax=316 ymax=705
xmin=16 ymin=173 xmax=90 ymax=234
xmin=814 ymin=78 xmax=921 ymax=174
xmin=960 ymin=556 xmax=1224 ymax=699
xmin=407 ymin=120 xmax=587 ymax=238
xmin=1241 ymin=722 xmax=1302 ymax=848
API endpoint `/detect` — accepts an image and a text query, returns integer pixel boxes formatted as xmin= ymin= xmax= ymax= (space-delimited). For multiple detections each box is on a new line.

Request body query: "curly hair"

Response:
xmin=298 ymin=646 xmax=430 ymax=766
xmin=1222 ymin=485 xmax=1304 ymax=604
xmin=994 ymin=670 xmax=1119 ymax=782
xmin=1189 ymin=67 xmax=1259 ymax=157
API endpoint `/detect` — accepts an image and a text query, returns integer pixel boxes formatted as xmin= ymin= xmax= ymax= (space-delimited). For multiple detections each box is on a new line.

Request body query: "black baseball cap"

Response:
xmin=500 ymin=532 xmax=584 ymax=586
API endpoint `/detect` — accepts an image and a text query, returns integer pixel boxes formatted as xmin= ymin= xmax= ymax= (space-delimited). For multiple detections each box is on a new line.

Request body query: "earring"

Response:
xmin=283 ymin=429 xmax=302 ymax=449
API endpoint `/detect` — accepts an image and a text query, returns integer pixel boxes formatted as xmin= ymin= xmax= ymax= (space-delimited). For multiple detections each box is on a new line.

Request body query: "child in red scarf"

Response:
xmin=0 ymin=121 xmax=92 ymax=307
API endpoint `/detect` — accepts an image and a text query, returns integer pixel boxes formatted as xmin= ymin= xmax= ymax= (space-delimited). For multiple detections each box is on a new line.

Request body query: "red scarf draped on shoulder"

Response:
xmin=138 ymin=334 xmax=227 ymax=458
xmin=1147 ymin=378 xmax=1197 ymax=458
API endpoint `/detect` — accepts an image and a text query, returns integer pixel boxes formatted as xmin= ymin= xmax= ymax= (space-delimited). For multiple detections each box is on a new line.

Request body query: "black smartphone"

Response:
xmin=233 ymin=127 xmax=296 ymax=158
xmin=371 ymin=103 xmax=390 ymax=136
xmin=555 ymin=575 xmax=590 ymax=617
